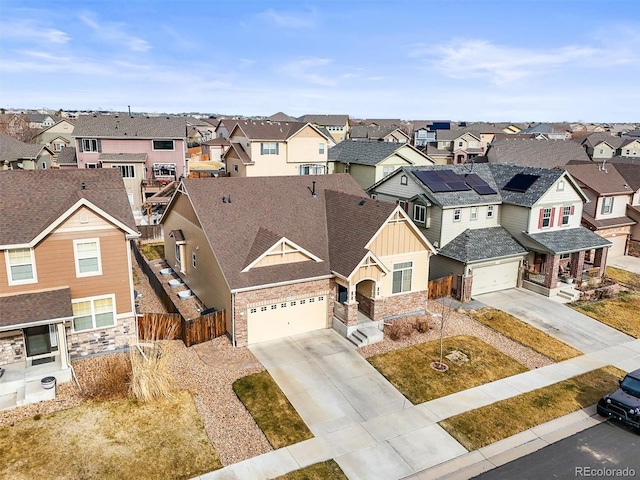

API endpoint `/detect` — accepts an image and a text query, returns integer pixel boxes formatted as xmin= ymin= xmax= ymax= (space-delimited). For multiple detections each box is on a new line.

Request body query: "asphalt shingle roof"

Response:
xmin=328 ymin=140 xmax=405 ymax=166
xmin=0 ymin=169 xmax=138 ymax=245
xmin=299 ymin=114 xmax=349 ymax=126
xmin=0 ymin=132 xmax=44 ymax=161
xmin=55 ymin=147 xmax=77 ymax=165
xmin=490 ymin=164 xmax=568 ymax=207
xmin=232 ymin=120 xmax=308 ymax=141
xmin=487 ymin=138 xmax=591 ymax=167
xmin=524 ymin=227 xmax=611 ymax=254
xmin=0 ymin=287 xmax=72 ymax=328
xmin=73 ymin=114 xmax=187 ymax=138
xmin=438 ymin=226 xmax=527 ymax=263
xmin=562 ymin=163 xmax=632 ymax=195
xmin=613 ymin=163 xmax=640 ymax=191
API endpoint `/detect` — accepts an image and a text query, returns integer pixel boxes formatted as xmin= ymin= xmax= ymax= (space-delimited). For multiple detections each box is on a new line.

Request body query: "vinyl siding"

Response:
xmin=440 ymin=206 xmax=500 ymax=246
xmin=349 ymin=164 xmax=377 ymax=190
xmin=370 ymin=173 xmax=423 ymax=199
xmin=594 ymin=194 xmax=631 ymax=219
xmin=429 ymin=255 xmax=464 ymax=281
xmin=499 ymin=204 xmax=530 ymax=244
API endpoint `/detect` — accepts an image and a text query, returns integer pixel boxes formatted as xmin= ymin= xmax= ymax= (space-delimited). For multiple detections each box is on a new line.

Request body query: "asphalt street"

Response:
xmin=475 ymin=421 xmax=640 ymax=479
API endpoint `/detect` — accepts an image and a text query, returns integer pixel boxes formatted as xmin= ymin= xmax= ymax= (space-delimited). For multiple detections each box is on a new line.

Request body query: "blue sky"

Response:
xmin=1 ymin=0 xmax=639 ymax=122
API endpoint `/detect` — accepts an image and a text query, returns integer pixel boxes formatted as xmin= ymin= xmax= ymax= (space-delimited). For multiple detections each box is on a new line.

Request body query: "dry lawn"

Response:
xmin=466 ymin=308 xmax=582 ymax=361
xmin=275 ymin=460 xmax=348 ymax=480
xmin=139 ymin=242 xmax=165 ymax=261
xmin=440 ymin=366 xmax=624 ymax=451
xmin=0 ymin=391 xmax=221 ymax=480
xmin=368 ymin=335 xmax=528 ymax=404
xmin=233 ymin=371 xmax=313 ymax=449
xmin=606 ymin=266 xmax=640 ymax=291
xmin=573 ymin=291 xmax=640 ymax=338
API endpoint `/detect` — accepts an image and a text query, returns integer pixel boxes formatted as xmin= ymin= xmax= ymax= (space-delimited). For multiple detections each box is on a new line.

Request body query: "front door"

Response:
xmin=24 ymin=325 xmax=57 ymax=364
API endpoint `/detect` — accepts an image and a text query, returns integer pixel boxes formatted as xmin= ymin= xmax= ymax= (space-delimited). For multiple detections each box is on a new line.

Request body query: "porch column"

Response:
xmin=570 ymin=251 xmax=586 ymax=282
xmin=57 ymin=323 xmax=68 ymax=369
xmin=543 ymin=254 xmax=560 ymax=288
xmin=593 ymin=247 xmax=608 ymax=278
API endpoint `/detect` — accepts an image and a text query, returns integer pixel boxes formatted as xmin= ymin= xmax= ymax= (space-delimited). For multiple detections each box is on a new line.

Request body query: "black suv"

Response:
xmin=597 ymin=368 xmax=640 ymax=430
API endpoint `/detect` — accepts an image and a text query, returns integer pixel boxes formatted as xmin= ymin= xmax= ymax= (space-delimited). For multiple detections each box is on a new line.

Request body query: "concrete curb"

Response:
xmin=407 ymin=405 xmax=606 ymax=480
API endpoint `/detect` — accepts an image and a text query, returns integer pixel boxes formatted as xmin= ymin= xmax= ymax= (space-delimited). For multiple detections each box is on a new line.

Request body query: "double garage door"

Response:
xmin=471 ymin=260 xmax=520 ymax=296
xmin=247 ymin=294 xmax=328 ymax=345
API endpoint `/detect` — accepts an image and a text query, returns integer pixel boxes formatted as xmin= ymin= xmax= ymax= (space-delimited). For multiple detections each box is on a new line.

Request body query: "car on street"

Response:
xmin=597 ymin=368 xmax=640 ymax=430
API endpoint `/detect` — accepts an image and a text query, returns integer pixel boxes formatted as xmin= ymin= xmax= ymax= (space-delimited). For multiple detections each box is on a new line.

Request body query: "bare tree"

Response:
xmin=430 ymin=295 xmax=457 ymax=372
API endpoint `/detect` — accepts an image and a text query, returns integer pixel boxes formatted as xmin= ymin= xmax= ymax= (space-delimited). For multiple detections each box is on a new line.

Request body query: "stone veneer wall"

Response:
xmin=376 ymin=290 xmax=429 ymax=320
xmin=0 ymin=332 xmax=25 ymax=365
xmin=233 ymin=278 xmax=335 ymax=347
xmin=628 ymin=240 xmax=640 ymax=257
xmin=67 ymin=315 xmax=136 ymax=358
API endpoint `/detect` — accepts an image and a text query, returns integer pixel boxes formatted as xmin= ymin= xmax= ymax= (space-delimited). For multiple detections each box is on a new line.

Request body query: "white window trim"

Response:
xmin=392 ymin=261 xmax=413 ymax=295
xmin=5 ymin=248 xmax=38 ymax=286
xmin=453 ymin=208 xmax=461 ymax=222
xmin=413 ymin=204 xmax=426 ymax=224
xmin=470 ymin=206 xmax=478 ymax=221
xmin=487 ymin=205 xmax=494 ymax=219
xmin=71 ymin=294 xmax=116 ymax=333
xmin=151 ymin=140 xmax=175 ymax=151
xmin=542 ymin=208 xmax=552 ymax=228
xmin=82 ymin=138 xmax=98 ymax=152
xmin=400 ymin=175 xmax=408 ymax=185
xmin=192 ymin=252 xmax=196 ymax=269
xmin=113 ymin=164 xmax=135 ymax=178
xmin=601 ymin=197 xmax=613 ymax=215
xmin=73 ymin=238 xmax=102 ymax=278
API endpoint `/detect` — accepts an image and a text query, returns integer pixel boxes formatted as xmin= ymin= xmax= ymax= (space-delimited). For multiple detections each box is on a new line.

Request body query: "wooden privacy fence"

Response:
xmin=428 ymin=274 xmax=453 ymax=299
xmin=138 ymin=311 xmax=226 ymax=347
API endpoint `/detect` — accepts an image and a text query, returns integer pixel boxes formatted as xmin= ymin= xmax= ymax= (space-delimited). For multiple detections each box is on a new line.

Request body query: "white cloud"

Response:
xmin=281 ymin=57 xmax=361 ymax=87
xmin=44 ymin=29 xmax=70 ymax=44
xmin=259 ymin=8 xmax=317 ymax=29
xmin=79 ymin=13 xmax=151 ymax=52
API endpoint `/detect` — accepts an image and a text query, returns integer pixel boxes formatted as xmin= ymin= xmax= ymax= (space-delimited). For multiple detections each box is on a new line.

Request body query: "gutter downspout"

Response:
xmin=231 ymin=292 xmax=236 ymax=347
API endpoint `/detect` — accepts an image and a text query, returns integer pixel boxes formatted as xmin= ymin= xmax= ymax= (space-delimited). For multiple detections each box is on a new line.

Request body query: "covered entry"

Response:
xmin=246 ymin=294 xmax=328 ymax=345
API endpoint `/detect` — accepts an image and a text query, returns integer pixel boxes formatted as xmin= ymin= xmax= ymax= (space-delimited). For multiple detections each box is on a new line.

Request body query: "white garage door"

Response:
xmin=471 ymin=261 xmax=520 ymax=296
xmin=607 ymin=236 xmax=627 ymax=258
xmin=247 ymin=294 xmax=328 ymax=345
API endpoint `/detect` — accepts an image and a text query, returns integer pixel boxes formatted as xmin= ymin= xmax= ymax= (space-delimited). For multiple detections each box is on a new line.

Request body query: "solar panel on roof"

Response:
xmin=460 ymin=173 xmax=484 ymax=185
xmin=504 ymin=174 xmax=540 ymax=192
xmin=471 ymin=184 xmax=497 ymax=195
xmin=427 ymin=183 xmax=452 ymax=192
xmin=446 ymin=181 xmax=472 ymax=191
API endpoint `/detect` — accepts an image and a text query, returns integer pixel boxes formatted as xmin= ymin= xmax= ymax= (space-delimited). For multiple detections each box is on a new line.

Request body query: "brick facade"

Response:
xmin=593 ymin=247 xmax=608 ymax=278
xmin=543 ymin=254 xmax=561 ymax=288
xmin=570 ymin=251 xmax=586 ymax=282
xmin=460 ymin=275 xmax=473 ymax=302
xmin=233 ymin=278 xmax=334 ymax=347
xmin=67 ymin=315 xmax=136 ymax=358
xmin=0 ymin=332 xmax=25 ymax=365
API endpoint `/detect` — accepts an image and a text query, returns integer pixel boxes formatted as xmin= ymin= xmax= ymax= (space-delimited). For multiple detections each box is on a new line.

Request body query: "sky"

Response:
xmin=1 ymin=0 xmax=639 ymax=122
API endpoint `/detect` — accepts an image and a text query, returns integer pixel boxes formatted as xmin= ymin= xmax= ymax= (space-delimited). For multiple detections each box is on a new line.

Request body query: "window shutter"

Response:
xmin=558 ymin=207 xmax=563 ymax=226
xmin=97 ymin=139 xmax=102 ymax=153
xmin=275 ymin=143 xmax=279 ymax=155
xmin=260 ymin=143 xmax=265 ymax=155
xmin=538 ymin=209 xmax=544 ymax=228
xmin=550 ymin=207 xmax=556 ymax=226
xmin=570 ymin=205 xmax=575 ymax=215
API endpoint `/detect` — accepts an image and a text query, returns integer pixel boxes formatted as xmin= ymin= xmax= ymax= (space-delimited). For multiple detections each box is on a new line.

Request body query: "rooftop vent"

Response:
xmin=81 ymin=182 xmax=86 ymax=190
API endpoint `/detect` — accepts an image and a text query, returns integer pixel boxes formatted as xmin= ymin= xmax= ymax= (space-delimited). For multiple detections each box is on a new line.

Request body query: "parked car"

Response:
xmin=597 ymin=368 xmax=640 ymax=430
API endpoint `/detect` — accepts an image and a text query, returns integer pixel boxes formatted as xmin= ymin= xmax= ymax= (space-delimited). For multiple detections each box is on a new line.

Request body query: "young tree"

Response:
xmin=431 ymin=295 xmax=456 ymax=372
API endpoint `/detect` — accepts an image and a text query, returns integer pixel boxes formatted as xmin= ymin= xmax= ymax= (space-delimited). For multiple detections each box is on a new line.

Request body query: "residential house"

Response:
xmin=214 ymin=118 xmax=242 ymax=139
xmin=520 ymin=123 xmax=573 ymax=140
xmin=33 ymin=119 xmax=75 ymax=154
xmin=562 ymin=163 xmax=635 ymax=257
xmin=73 ymin=114 xmax=188 ymax=218
xmin=0 ymin=114 xmax=36 ymax=142
xmin=160 ymin=174 xmax=435 ymax=347
xmin=185 ymin=116 xmax=215 ymax=146
xmin=0 ymin=132 xmax=55 ymax=170
xmin=433 ymin=125 xmax=505 ymax=164
xmin=267 ymin=112 xmax=299 ymax=122
xmin=611 ymin=163 xmax=640 ymax=254
xmin=349 ymin=125 xmax=410 ymax=143
xmin=201 ymin=137 xmax=230 ymax=162
xmin=0 ymin=169 xmax=139 ymax=407
xmin=620 ymin=138 xmax=640 ymax=158
xmin=299 ymin=114 xmax=350 ymax=143
xmin=580 ymin=133 xmax=625 ymax=160
xmin=24 ymin=113 xmax=59 ymax=130
xmin=486 ymin=138 xmax=591 ymax=167
xmin=223 ymin=120 xmax=329 ymax=177
xmin=369 ymin=163 xmax=610 ymax=300
xmin=55 ymin=147 xmax=78 ymax=170
xmin=328 ymin=140 xmax=435 ymax=190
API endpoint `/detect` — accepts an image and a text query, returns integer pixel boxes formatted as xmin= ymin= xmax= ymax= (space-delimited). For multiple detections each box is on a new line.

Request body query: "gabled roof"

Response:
xmin=0 ymin=169 xmax=138 ymax=246
xmin=224 ymin=143 xmax=252 ymax=164
xmin=73 ymin=114 xmax=186 ymax=138
xmin=299 ymin=114 xmax=349 ymax=126
xmin=523 ymin=227 xmax=611 ymax=254
xmin=168 ymin=175 xmax=369 ymax=290
xmin=613 ymin=163 xmax=640 ymax=191
xmin=328 ymin=140 xmax=420 ymax=166
xmin=621 ymin=138 xmax=640 ymax=148
xmin=230 ymin=120 xmax=310 ymax=141
xmin=438 ymin=227 xmax=527 ymax=263
xmin=487 ymin=138 xmax=591 ymax=167
xmin=0 ymin=132 xmax=47 ymax=161
xmin=349 ymin=125 xmax=409 ymax=141
xmin=267 ymin=112 xmax=299 ymax=122
xmin=561 ymin=163 xmax=633 ymax=196
xmin=581 ymin=133 xmax=625 ymax=149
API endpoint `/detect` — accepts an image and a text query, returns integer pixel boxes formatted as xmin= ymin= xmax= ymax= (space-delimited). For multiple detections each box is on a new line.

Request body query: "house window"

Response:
xmin=453 ymin=208 xmax=461 ymax=222
xmin=72 ymin=295 xmax=115 ymax=332
xmin=344 ymin=164 xmax=350 ymax=173
xmin=192 ymin=252 xmax=196 ymax=269
xmin=152 ymin=163 xmax=176 ymax=178
xmin=599 ymin=149 xmax=604 ymax=155
xmin=175 ymin=243 xmax=181 ymax=266
xmin=392 ymin=261 xmax=413 ymax=294
xmin=299 ymin=164 xmax=326 ymax=175
xmin=261 ymin=306 xmax=267 ymax=312
xmin=233 ymin=164 xmax=238 ymax=172
xmin=487 ymin=205 xmax=494 ymax=219
xmin=152 ymin=140 xmax=174 ymax=150
xmin=113 ymin=165 xmax=135 ymax=178
xmin=458 ymin=141 xmax=463 ymax=147
xmin=85 ymin=163 xmax=97 ymax=169
xmin=250 ymin=308 xmax=257 ymax=313
xmin=398 ymin=200 xmax=407 ymax=211
xmin=383 ymin=166 xmax=395 ymax=177
xmin=542 ymin=208 xmax=552 ymax=228
xmin=54 ymin=143 xmax=63 ymax=152
xmin=6 ymin=248 xmax=37 ymax=284
xmin=557 ymin=180 xmax=565 ymax=191
xmin=560 ymin=253 xmax=570 ymax=260
xmin=414 ymin=204 xmax=426 ymax=224
xmin=82 ymin=139 xmax=99 ymax=152
xmin=271 ymin=305 xmax=277 ymax=310
xmin=443 ymin=141 xmax=451 ymax=147
xmin=602 ymin=197 xmax=613 ymax=214
xmin=562 ymin=206 xmax=571 ymax=225
xmin=470 ymin=207 xmax=478 ymax=221
xmin=318 ymin=143 xmax=325 ymax=154
xmin=400 ymin=175 xmax=408 ymax=185
xmin=260 ymin=142 xmax=279 ymax=155
xmin=73 ymin=239 xmax=102 ymax=277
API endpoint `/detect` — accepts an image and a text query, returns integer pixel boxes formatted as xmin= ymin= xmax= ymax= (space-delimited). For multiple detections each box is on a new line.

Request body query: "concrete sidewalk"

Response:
xmin=195 ymin=337 xmax=640 ymax=480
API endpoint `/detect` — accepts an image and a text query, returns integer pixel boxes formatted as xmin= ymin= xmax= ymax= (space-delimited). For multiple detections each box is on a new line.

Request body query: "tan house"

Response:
xmin=0 ymin=169 xmax=139 ymax=408
xmin=299 ymin=114 xmax=350 ymax=143
xmin=0 ymin=132 xmax=55 ymax=170
xmin=329 ymin=140 xmax=435 ymax=190
xmin=605 ymin=163 xmax=640 ymax=255
xmin=33 ymin=119 xmax=75 ymax=154
xmin=160 ymin=174 xmax=435 ymax=347
xmin=224 ymin=120 xmax=330 ymax=177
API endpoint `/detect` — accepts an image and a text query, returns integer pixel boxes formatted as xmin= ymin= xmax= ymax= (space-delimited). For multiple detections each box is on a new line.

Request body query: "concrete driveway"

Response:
xmin=607 ymin=255 xmax=640 ymax=275
xmin=249 ymin=329 xmax=411 ymax=437
xmin=474 ymin=288 xmax=633 ymax=353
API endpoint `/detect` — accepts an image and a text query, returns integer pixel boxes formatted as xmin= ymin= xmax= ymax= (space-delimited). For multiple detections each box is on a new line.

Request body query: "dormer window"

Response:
xmin=400 ymin=175 xmax=408 ymax=185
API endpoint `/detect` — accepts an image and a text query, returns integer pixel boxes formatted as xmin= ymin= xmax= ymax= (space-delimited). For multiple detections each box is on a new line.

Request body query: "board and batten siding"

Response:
xmin=163 ymin=194 xmax=232 ymax=333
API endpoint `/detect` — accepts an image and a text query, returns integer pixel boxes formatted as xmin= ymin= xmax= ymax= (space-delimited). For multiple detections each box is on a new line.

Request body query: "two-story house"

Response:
xmin=580 ymin=133 xmax=625 ymax=160
xmin=0 ymin=169 xmax=139 ymax=408
xmin=328 ymin=140 xmax=435 ymax=190
xmin=160 ymin=174 xmax=435 ymax=347
xmin=349 ymin=125 xmax=409 ymax=143
xmin=620 ymin=138 xmax=640 ymax=158
xmin=223 ymin=120 xmax=330 ymax=177
xmin=609 ymin=163 xmax=640 ymax=254
xmin=486 ymin=138 xmax=591 ymax=167
xmin=562 ymin=163 xmax=635 ymax=257
xmin=370 ymin=163 xmax=611 ymax=300
xmin=73 ymin=114 xmax=188 ymax=219
xmin=0 ymin=132 xmax=55 ymax=170
xmin=33 ymin=119 xmax=75 ymax=155
xmin=299 ymin=114 xmax=350 ymax=143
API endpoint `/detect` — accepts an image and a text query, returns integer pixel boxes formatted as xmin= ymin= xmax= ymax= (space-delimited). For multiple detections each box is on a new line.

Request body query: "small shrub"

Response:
xmin=415 ymin=317 xmax=431 ymax=333
xmin=385 ymin=321 xmax=405 ymax=340
xmin=32 ymin=414 xmax=42 ymax=421
xmin=76 ymin=353 xmax=132 ymax=400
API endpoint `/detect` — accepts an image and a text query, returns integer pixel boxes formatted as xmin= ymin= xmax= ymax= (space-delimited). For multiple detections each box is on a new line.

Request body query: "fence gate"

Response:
xmin=428 ymin=275 xmax=453 ymax=299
